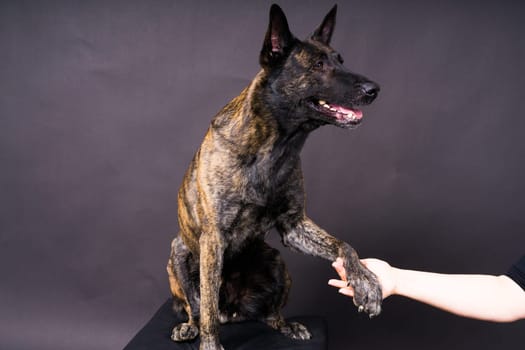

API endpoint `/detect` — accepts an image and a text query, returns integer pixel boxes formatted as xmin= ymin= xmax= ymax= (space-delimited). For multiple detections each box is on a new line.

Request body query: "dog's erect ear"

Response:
xmin=311 ymin=5 xmax=337 ymax=45
xmin=260 ymin=4 xmax=295 ymax=68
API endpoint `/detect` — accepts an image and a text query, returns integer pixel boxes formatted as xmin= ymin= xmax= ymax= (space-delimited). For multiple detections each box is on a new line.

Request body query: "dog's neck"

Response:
xmin=210 ymin=70 xmax=321 ymax=172
xmin=248 ymin=70 xmax=320 ymax=151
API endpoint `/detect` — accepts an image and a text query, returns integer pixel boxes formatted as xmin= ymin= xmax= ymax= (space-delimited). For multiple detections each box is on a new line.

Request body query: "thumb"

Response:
xmin=332 ymin=259 xmax=347 ymax=280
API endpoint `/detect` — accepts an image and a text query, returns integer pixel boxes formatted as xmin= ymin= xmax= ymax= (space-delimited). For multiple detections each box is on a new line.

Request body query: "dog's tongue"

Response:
xmin=333 ymin=105 xmax=363 ymax=120
xmin=339 ymin=106 xmax=363 ymax=119
xmin=318 ymin=100 xmax=363 ymax=121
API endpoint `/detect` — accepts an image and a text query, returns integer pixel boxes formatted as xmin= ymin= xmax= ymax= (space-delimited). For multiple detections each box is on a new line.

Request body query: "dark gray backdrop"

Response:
xmin=1 ymin=0 xmax=524 ymax=349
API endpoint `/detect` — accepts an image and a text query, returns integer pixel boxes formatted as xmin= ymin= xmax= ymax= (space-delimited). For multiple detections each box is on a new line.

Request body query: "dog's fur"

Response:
xmin=167 ymin=4 xmax=382 ymax=349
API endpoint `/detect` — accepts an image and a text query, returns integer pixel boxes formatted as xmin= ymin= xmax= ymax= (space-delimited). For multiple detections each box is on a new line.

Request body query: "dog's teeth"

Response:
xmin=323 ymin=104 xmax=330 ymax=109
xmin=318 ymin=100 xmax=326 ymax=105
xmin=330 ymin=107 xmax=337 ymax=111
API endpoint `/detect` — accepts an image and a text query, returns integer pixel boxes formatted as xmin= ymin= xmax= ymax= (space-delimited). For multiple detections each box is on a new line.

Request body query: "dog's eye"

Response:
xmin=314 ymin=60 xmax=324 ymax=69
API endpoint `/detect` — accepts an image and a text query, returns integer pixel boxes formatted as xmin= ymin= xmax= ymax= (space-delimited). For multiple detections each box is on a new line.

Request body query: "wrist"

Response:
xmin=390 ymin=266 xmax=402 ymax=297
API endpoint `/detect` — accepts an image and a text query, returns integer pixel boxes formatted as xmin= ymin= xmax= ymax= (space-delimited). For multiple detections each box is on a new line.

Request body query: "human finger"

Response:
xmin=338 ymin=288 xmax=355 ymax=297
xmin=328 ymin=279 xmax=349 ymax=288
xmin=331 ymin=259 xmax=347 ymax=280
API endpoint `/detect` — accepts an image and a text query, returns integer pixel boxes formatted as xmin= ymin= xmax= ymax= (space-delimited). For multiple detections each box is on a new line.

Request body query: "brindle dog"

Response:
xmin=167 ymin=4 xmax=382 ymax=349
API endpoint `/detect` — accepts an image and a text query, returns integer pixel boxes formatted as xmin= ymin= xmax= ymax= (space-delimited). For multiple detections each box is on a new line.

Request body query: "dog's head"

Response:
xmin=259 ymin=4 xmax=379 ymax=129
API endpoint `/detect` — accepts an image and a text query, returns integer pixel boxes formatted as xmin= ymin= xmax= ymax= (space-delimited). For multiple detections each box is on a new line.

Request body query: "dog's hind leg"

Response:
xmin=168 ymin=236 xmax=201 ymax=342
xmin=221 ymin=239 xmax=311 ymax=339
xmin=262 ymin=247 xmax=311 ymax=340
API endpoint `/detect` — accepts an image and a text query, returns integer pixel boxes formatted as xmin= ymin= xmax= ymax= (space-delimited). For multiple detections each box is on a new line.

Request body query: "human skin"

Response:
xmin=329 ymin=257 xmax=525 ymax=322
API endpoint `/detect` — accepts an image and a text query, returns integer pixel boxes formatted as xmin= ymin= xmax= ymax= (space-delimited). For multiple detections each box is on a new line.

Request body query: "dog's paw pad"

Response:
xmin=171 ymin=322 xmax=199 ymax=342
xmin=280 ymin=321 xmax=312 ymax=340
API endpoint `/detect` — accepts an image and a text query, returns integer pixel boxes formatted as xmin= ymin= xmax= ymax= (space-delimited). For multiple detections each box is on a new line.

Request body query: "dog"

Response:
xmin=167 ymin=4 xmax=382 ymax=349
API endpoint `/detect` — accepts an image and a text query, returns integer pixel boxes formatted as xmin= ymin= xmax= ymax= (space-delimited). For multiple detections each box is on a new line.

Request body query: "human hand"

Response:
xmin=328 ymin=257 xmax=397 ymax=299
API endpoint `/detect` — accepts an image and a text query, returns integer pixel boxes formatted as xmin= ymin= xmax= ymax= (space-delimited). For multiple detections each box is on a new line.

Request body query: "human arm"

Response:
xmin=328 ymin=257 xmax=525 ymax=322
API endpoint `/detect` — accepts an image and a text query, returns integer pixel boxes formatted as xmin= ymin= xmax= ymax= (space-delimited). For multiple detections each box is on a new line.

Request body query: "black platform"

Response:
xmin=124 ymin=299 xmax=327 ymax=350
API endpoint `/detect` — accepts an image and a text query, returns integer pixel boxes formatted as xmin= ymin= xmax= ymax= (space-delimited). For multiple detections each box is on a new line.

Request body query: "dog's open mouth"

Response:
xmin=308 ymin=99 xmax=363 ymax=125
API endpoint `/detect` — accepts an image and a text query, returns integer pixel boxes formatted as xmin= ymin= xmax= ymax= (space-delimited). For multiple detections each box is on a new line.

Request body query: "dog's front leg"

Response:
xmin=199 ymin=231 xmax=225 ymax=350
xmin=279 ymin=216 xmax=382 ymax=317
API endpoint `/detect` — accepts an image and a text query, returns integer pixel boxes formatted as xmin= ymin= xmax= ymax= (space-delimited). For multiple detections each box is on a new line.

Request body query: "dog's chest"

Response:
xmin=223 ymin=155 xmax=298 ymax=241
xmin=209 ymin=128 xmax=305 ymax=246
xmin=241 ymin=151 xmax=297 ymax=205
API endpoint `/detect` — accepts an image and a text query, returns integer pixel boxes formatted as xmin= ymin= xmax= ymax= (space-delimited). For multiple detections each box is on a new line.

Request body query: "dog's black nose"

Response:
xmin=360 ymin=82 xmax=380 ymax=99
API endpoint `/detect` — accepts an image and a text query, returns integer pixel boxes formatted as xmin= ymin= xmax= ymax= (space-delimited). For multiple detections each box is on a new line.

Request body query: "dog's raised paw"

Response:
xmin=280 ymin=321 xmax=312 ymax=340
xmin=171 ymin=322 xmax=199 ymax=342
xmin=351 ymin=268 xmax=383 ymax=317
